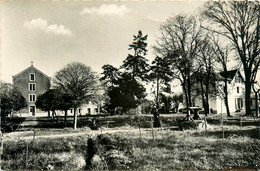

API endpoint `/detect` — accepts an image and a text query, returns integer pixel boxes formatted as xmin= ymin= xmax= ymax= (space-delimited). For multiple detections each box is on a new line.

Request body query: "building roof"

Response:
xmin=13 ymin=64 xmax=51 ymax=80
xmin=219 ymin=69 xmax=238 ymax=80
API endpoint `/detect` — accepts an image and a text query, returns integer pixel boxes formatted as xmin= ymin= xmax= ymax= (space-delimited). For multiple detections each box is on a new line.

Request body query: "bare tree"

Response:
xmin=154 ymin=14 xmax=203 ymax=111
xmin=203 ymin=1 xmax=260 ymax=115
xmin=210 ymin=36 xmax=233 ymax=117
xmin=53 ymin=62 xmax=99 ymax=129
xmin=194 ymin=37 xmax=217 ymax=116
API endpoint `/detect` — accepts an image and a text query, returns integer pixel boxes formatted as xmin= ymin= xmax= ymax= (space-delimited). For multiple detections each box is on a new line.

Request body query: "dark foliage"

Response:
xmin=106 ymin=73 xmax=146 ymax=114
xmin=0 ymin=82 xmax=27 ymax=118
xmin=122 ymin=30 xmax=150 ymax=81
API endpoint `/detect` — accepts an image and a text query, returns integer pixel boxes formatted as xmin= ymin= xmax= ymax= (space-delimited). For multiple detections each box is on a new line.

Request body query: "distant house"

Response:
xmin=12 ymin=63 xmax=51 ymax=115
xmin=193 ymin=69 xmax=246 ymax=114
xmin=68 ymin=101 xmax=100 ymax=115
xmin=216 ymin=69 xmax=245 ymax=113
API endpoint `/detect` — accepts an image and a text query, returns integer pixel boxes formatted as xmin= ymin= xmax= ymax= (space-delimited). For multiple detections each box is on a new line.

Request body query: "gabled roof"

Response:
xmin=13 ymin=65 xmax=51 ymax=80
xmin=219 ymin=69 xmax=238 ymax=80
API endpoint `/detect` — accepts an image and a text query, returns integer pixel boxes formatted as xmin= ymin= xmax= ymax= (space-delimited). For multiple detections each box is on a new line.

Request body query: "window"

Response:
xmin=237 ymin=87 xmax=239 ymax=93
xmin=29 ymin=73 xmax=35 ymax=81
xmin=88 ymin=108 xmax=91 ymax=114
xmin=29 ymin=83 xmax=36 ymax=91
xmin=95 ymin=108 xmax=98 ymax=113
xmin=29 ymin=94 xmax=36 ymax=102
xmin=71 ymin=109 xmax=73 ymax=113
xmin=235 ymin=98 xmax=243 ymax=110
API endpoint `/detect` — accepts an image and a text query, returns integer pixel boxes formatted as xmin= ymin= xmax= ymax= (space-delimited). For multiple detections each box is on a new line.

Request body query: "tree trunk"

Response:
xmin=182 ymin=81 xmax=189 ymax=109
xmin=73 ymin=107 xmax=78 ymax=129
xmin=52 ymin=110 xmax=55 ymax=121
xmin=154 ymin=77 xmax=161 ymax=127
xmin=187 ymin=77 xmax=192 ymax=107
xmin=205 ymin=83 xmax=210 ymax=116
xmin=48 ymin=110 xmax=50 ymax=118
xmin=200 ymin=80 xmax=206 ymax=114
xmin=224 ymin=77 xmax=231 ymax=117
xmin=245 ymin=76 xmax=252 ymax=116
xmin=156 ymin=78 xmax=160 ymax=110
xmin=64 ymin=110 xmax=68 ymax=125
xmin=255 ymin=92 xmax=258 ymax=116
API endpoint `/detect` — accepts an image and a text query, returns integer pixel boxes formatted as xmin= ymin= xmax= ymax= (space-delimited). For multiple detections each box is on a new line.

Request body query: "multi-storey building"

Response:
xmin=12 ymin=63 xmax=51 ymax=115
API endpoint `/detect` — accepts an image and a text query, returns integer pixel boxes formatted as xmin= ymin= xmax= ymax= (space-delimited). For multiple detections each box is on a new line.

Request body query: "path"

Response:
xmin=20 ymin=116 xmax=38 ymax=127
xmin=2 ymin=127 xmax=165 ymax=141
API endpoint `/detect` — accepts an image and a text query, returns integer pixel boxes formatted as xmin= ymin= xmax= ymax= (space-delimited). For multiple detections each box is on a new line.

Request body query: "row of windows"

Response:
xmin=70 ymin=108 xmax=99 ymax=114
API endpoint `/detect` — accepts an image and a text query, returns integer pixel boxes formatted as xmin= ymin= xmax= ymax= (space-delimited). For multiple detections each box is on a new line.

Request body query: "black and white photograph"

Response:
xmin=0 ymin=0 xmax=260 ymax=170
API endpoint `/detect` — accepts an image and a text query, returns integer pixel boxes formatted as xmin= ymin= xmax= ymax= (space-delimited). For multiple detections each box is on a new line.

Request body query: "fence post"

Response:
xmin=204 ymin=116 xmax=207 ymax=136
xmin=138 ymin=119 xmax=142 ymax=139
xmin=150 ymin=118 xmax=155 ymax=142
xmin=240 ymin=116 xmax=244 ymax=142
xmin=32 ymin=130 xmax=36 ymax=147
xmin=222 ymin=115 xmax=224 ymax=139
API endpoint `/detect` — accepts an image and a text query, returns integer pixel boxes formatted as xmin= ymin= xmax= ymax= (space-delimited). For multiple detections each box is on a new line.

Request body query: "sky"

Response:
xmin=0 ymin=0 xmax=205 ymax=84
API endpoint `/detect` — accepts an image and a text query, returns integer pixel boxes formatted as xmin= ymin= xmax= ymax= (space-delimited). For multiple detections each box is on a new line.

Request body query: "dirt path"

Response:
xmin=20 ymin=116 xmax=38 ymax=126
xmin=2 ymin=127 xmax=162 ymax=141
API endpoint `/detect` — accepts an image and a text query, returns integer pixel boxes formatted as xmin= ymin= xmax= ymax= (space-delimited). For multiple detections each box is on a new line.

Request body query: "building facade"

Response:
xmin=13 ymin=63 xmax=51 ymax=115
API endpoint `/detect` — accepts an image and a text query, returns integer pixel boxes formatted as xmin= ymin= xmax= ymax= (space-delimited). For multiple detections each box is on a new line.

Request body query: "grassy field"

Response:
xmin=1 ymin=114 xmax=260 ymax=170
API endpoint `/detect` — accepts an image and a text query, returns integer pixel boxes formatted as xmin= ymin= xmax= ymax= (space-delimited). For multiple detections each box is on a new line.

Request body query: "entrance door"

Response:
xmin=30 ymin=106 xmax=36 ymax=116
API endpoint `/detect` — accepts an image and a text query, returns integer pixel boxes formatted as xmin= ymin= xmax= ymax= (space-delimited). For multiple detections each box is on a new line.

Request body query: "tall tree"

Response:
xmin=194 ymin=37 xmax=218 ymax=116
xmin=150 ymin=56 xmax=172 ymax=108
xmin=100 ymin=65 xmax=120 ymax=114
xmin=122 ymin=30 xmax=149 ymax=81
xmin=154 ymin=14 xmax=203 ymax=112
xmin=150 ymin=56 xmax=172 ymax=124
xmin=203 ymin=1 xmax=260 ymax=115
xmin=53 ymin=62 xmax=99 ymax=129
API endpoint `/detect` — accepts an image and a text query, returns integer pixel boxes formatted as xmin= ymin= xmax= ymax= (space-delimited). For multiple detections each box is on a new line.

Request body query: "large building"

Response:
xmin=13 ymin=63 xmax=51 ymax=115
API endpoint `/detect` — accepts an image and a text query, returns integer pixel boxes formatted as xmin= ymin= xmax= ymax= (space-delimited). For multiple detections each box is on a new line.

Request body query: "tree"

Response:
xmin=194 ymin=37 xmax=218 ymax=116
xmin=100 ymin=64 xmax=120 ymax=87
xmin=172 ymin=94 xmax=183 ymax=113
xmin=150 ymin=56 xmax=172 ymax=110
xmin=108 ymin=73 xmax=146 ymax=114
xmin=0 ymin=82 xmax=27 ymax=118
xmin=121 ymin=30 xmax=150 ymax=81
xmin=154 ymin=14 xmax=203 ymax=113
xmin=211 ymin=36 xmax=233 ymax=117
xmin=53 ymin=62 xmax=99 ymax=129
xmin=149 ymin=56 xmax=172 ymax=125
xmin=37 ymin=89 xmax=73 ymax=123
xmin=203 ymin=1 xmax=260 ymax=115
xmin=36 ymin=89 xmax=60 ymax=119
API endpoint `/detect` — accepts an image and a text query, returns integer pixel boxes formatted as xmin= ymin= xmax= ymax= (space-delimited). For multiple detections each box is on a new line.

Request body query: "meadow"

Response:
xmin=1 ymin=114 xmax=260 ymax=170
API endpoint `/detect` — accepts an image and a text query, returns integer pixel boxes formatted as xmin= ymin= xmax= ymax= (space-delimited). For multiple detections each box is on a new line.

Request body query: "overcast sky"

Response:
xmin=1 ymin=0 xmax=205 ymax=83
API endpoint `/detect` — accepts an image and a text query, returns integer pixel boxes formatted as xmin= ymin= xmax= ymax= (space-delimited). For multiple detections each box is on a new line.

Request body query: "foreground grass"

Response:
xmin=2 ymin=127 xmax=260 ymax=170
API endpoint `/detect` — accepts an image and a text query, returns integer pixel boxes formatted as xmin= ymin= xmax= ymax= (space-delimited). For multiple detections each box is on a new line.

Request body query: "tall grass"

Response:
xmin=2 ymin=128 xmax=260 ymax=170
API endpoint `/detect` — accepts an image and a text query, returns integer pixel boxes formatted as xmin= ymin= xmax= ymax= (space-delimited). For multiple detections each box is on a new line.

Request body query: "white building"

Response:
xmin=193 ymin=69 xmax=246 ymax=114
